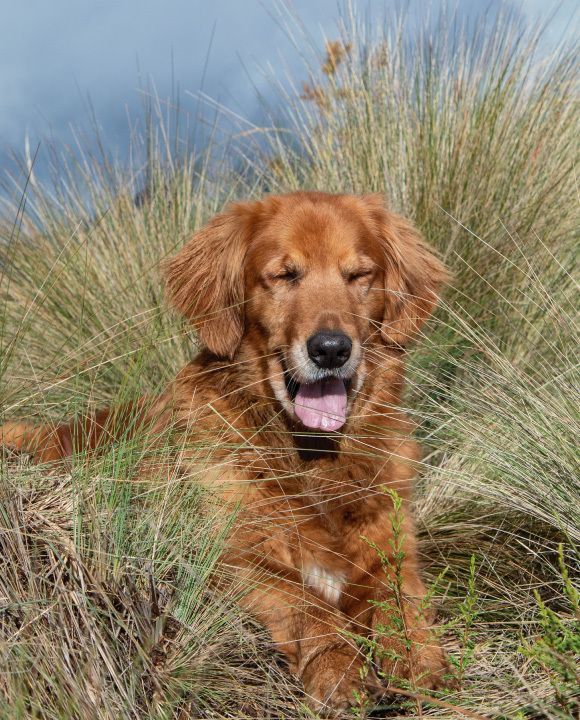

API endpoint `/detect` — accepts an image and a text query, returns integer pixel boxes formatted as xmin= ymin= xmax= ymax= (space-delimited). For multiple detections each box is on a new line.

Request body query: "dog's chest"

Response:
xmin=260 ymin=452 xmax=389 ymax=606
xmin=296 ymin=497 xmax=372 ymax=606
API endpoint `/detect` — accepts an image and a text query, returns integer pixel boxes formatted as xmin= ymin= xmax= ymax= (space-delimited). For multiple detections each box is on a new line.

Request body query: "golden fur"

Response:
xmin=1 ymin=192 xmax=450 ymax=713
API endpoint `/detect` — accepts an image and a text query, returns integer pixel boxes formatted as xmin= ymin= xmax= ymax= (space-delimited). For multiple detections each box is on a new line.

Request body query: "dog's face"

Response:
xmin=243 ymin=197 xmax=385 ymax=430
xmin=166 ymin=192 xmax=448 ymax=431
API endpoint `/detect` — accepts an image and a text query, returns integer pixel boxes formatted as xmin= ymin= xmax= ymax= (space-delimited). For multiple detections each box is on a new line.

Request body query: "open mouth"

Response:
xmin=284 ymin=368 xmax=352 ymax=432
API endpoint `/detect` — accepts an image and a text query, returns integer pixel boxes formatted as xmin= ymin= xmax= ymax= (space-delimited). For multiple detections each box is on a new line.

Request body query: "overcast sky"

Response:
xmin=0 ymin=0 xmax=576 ymax=184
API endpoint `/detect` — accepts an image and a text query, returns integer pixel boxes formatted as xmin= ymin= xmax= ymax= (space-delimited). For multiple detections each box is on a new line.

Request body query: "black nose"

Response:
xmin=306 ymin=331 xmax=352 ymax=369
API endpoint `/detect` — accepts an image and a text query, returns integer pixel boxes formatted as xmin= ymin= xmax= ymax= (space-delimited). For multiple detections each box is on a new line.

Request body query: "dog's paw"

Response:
xmin=377 ymin=633 xmax=452 ymax=692
xmin=301 ymin=644 xmax=368 ymax=716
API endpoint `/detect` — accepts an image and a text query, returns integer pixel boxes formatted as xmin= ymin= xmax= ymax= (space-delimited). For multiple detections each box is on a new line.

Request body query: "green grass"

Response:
xmin=0 ymin=4 xmax=578 ymax=718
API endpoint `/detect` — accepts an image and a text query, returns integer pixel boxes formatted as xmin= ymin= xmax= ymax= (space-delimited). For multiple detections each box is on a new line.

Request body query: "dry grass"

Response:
xmin=0 ymin=4 xmax=578 ymax=718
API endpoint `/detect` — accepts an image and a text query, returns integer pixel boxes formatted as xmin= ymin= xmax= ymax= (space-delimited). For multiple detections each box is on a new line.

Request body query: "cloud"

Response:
xmin=0 ymin=1 xmax=336 ymax=148
xmin=0 ymin=0 xmax=576 ymax=183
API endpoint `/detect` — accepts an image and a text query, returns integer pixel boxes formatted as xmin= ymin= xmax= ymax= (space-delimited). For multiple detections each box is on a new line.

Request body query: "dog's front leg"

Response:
xmin=240 ymin=577 xmax=368 ymax=715
xmin=370 ymin=575 xmax=450 ymax=693
xmin=345 ymin=533 xmax=450 ymax=695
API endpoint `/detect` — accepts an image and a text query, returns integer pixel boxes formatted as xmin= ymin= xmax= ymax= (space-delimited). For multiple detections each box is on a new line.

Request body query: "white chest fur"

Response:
xmin=303 ymin=566 xmax=346 ymax=605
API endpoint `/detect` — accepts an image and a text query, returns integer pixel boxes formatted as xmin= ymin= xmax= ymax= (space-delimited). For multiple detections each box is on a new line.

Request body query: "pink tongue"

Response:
xmin=294 ymin=377 xmax=347 ymax=431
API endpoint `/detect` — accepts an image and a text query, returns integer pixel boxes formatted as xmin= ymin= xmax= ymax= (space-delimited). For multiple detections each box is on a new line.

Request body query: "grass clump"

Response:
xmin=0 ymin=464 xmax=300 ymax=719
xmin=0 ymin=3 xmax=578 ymax=718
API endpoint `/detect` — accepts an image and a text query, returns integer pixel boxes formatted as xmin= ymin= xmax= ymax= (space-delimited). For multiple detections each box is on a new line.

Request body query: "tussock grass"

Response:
xmin=0 ymin=4 xmax=578 ymax=718
xmin=0 ymin=468 xmax=300 ymax=719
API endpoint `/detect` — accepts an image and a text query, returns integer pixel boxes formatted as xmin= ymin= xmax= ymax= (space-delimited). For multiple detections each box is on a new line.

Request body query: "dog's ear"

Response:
xmin=164 ymin=202 xmax=258 ymax=359
xmin=362 ymin=194 xmax=449 ymax=348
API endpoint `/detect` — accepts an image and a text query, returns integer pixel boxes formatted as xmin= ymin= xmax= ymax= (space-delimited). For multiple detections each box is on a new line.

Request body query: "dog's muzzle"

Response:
xmin=285 ymin=330 xmax=358 ymax=432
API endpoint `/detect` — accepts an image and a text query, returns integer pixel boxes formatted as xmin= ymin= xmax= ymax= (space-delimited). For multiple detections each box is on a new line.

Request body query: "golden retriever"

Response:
xmin=1 ymin=191 xmax=450 ymax=713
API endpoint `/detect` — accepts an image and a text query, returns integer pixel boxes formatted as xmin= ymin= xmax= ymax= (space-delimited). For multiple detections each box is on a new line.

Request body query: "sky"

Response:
xmin=0 ymin=0 xmax=577 ymax=185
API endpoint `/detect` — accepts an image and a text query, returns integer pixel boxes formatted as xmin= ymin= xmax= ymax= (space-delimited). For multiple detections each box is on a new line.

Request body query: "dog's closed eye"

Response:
xmin=346 ymin=269 xmax=374 ymax=283
xmin=342 ymin=257 xmax=376 ymax=284
xmin=273 ymin=267 xmax=301 ymax=283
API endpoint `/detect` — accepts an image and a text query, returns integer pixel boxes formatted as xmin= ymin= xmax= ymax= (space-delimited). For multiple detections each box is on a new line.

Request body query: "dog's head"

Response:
xmin=166 ymin=192 xmax=448 ymax=431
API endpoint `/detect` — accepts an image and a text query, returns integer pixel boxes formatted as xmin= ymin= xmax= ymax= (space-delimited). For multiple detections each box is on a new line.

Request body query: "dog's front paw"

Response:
xmin=377 ymin=631 xmax=452 ymax=691
xmin=301 ymin=644 xmax=368 ymax=716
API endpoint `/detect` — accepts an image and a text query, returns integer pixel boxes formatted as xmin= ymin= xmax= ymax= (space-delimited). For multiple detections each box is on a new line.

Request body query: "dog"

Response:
xmin=1 ymin=191 xmax=450 ymax=713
